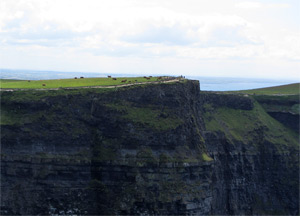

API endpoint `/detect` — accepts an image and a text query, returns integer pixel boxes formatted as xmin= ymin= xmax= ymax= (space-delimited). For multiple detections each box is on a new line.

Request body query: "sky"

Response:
xmin=0 ymin=0 xmax=299 ymax=80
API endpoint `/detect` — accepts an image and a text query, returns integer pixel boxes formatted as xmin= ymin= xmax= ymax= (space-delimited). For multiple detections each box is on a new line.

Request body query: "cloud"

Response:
xmin=266 ymin=33 xmax=300 ymax=61
xmin=117 ymin=13 xmax=258 ymax=52
xmin=0 ymin=0 xmax=299 ymax=80
xmin=0 ymin=0 xmax=258 ymax=49
xmin=235 ymin=1 xmax=262 ymax=9
xmin=265 ymin=3 xmax=290 ymax=9
xmin=235 ymin=1 xmax=290 ymax=9
xmin=198 ymin=25 xmax=260 ymax=47
xmin=123 ymin=25 xmax=194 ymax=45
xmin=0 ymin=0 xmax=292 ymax=62
xmin=1 ymin=22 xmax=88 ymax=47
xmin=122 ymin=17 xmax=258 ymax=48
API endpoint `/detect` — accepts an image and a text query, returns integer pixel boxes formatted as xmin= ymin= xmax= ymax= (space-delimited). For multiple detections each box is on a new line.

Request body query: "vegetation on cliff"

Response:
xmin=233 ymin=82 xmax=300 ymax=95
xmin=0 ymin=76 xmax=166 ymax=89
xmin=203 ymin=100 xmax=298 ymax=150
xmin=106 ymin=102 xmax=184 ymax=131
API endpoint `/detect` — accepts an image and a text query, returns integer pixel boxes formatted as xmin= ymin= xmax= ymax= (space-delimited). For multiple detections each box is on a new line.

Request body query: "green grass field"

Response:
xmin=234 ymin=83 xmax=300 ymax=95
xmin=0 ymin=76 xmax=162 ymax=89
xmin=203 ymin=101 xmax=298 ymax=149
xmin=0 ymin=79 xmax=25 ymax=83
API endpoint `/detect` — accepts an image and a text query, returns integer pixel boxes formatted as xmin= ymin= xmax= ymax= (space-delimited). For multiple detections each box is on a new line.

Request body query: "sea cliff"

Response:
xmin=1 ymin=80 xmax=299 ymax=215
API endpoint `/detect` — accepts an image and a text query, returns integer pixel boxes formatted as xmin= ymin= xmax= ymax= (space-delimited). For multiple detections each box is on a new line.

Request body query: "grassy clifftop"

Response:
xmin=0 ymin=76 xmax=166 ymax=89
xmin=234 ymin=83 xmax=299 ymax=95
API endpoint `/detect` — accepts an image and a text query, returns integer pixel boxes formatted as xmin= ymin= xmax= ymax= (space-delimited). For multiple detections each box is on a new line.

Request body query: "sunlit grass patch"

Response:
xmin=0 ymin=76 xmax=163 ymax=89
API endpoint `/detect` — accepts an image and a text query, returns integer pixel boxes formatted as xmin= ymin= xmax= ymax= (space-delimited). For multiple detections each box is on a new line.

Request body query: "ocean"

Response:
xmin=186 ymin=76 xmax=298 ymax=91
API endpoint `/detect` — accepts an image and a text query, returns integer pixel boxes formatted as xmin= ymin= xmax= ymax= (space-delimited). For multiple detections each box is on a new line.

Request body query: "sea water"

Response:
xmin=186 ymin=76 xmax=298 ymax=91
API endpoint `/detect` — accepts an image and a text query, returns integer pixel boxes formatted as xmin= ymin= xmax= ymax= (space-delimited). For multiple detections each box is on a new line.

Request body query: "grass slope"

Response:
xmin=106 ymin=102 xmax=184 ymax=131
xmin=0 ymin=77 xmax=161 ymax=89
xmin=236 ymin=83 xmax=300 ymax=95
xmin=203 ymin=101 xmax=298 ymax=151
xmin=252 ymin=94 xmax=299 ymax=114
xmin=0 ymin=79 xmax=25 ymax=83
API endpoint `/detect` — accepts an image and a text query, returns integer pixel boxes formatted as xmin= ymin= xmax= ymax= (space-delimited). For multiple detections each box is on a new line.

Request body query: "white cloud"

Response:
xmin=265 ymin=3 xmax=291 ymax=9
xmin=0 ymin=0 xmax=256 ymax=48
xmin=235 ymin=1 xmax=290 ymax=9
xmin=266 ymin=33 xmax=300 ymax=61
xmin=0 ymin=0 xmax=299 ymax=79
xmin=235 ymin=1 xmax=262 ymax=9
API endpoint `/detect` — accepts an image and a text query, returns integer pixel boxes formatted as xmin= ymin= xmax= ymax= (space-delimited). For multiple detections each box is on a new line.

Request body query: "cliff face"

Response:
xmin=1 ymin=81 xmax=299 ymax=215
xmin=201 ymin=93 xmax=299 ymax=215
